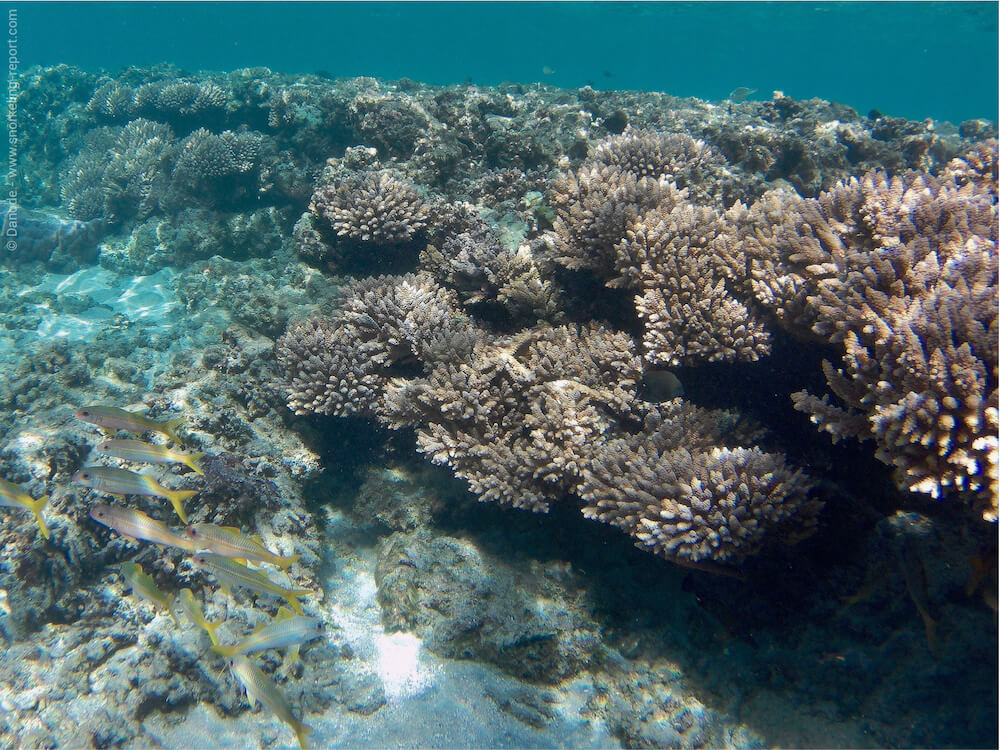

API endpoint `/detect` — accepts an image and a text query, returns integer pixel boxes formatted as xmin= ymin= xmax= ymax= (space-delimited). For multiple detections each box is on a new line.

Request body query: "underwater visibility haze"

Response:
xmin=0 ymin=2 xmax=997 ymax=749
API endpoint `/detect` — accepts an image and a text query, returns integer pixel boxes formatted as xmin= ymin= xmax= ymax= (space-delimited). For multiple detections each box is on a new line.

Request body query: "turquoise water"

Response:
xmin=17 ymin=1 xmax=999 ymax=123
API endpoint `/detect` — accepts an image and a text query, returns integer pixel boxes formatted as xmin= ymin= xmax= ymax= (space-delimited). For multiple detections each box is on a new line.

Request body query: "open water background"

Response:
xmin=14 ymin=1 xmax=1000 ymax=124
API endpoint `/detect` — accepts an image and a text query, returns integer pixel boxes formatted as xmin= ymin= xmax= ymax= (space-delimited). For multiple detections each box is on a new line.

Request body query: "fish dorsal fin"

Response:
xmin=220 ymin=526 xmax=243 ymax=536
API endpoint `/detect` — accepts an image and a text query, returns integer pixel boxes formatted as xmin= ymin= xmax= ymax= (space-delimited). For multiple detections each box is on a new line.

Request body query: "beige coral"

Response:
xmin=310 ymin=170 xmax=429 ymax=245
xmin=579 ymin=402 xmax=820 ymax=564
xmin=744 ymin=157 xmax=999 ymax=518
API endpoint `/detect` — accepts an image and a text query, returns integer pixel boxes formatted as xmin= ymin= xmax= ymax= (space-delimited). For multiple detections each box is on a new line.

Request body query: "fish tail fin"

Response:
xmin=163 ymin=417 xmax=185 ymax=444
xmin=294 ymin=721 xmax=313 ymax=750
xmin=166 ymin=489 xmax=197 ymax=524
xmin=26 ymin=495 xmax=50 ymax=540
xmin=275 ymin=553 xmax=302 ymax=571
xmin=185 ymin=452 xmax=206 ymax=475
xmin=167 ymin=595 xmax=181 ymax=627
xmin=284 ymin=591 xmax=312 ymax=615
xmin=210 ymin=643 xmax=239 ymax=658
xmin=204 ymin=618 xmax=223 ymax=647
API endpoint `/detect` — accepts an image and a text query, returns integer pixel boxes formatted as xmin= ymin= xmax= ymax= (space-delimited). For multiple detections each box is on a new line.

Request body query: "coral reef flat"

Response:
xmin=0 ymin=64 xmax=996 ymax=749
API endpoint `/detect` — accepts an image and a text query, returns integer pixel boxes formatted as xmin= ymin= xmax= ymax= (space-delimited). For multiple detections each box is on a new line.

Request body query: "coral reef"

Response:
xmin=744 ymin=151 xmax=999 ymax=518
xmin=2 ymin=61 xmax=997 ymax=749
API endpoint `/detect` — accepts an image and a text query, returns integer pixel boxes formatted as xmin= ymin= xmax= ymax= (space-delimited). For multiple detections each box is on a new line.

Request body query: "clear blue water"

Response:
xmin=18 ymin=1 xmax=999 ymax=124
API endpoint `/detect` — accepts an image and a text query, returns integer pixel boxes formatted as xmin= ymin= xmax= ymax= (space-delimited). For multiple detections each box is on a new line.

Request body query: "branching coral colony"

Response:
xmin=278 ymin=132 xmax=999 ymax=567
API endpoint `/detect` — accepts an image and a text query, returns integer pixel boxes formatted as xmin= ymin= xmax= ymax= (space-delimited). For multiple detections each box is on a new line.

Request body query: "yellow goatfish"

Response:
xmin=120 ymin=561 xmax=179 ymax=626
xmin=0 ymin=478 xmax=50 ymax=539
xmin=75 ymin=405 xmax=185 ymax=444
xmin=96 ymin=439 xmax=205 ymax=475
xmin=177 ymin=588 xmax=223 ymax=646
xmin=212 ymin=606 xmax=324 ymax=661
xmin=191 ymin=553 xmax=313 ymax=615
xmin=185 ymin=524 xmax=301 ymax=570
xmin=72 ymin=466 xmax=196 ymax=523
xmin=227 ymin=654 xmax=313 ymax=750
xmin=89 ymin=503 xmax=193 ymax=551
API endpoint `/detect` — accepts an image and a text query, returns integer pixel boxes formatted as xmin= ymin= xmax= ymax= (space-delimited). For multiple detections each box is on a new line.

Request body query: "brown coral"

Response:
xmin=579 ymin=403 xmax=820 ymax=564
xmin=310 ymin=170 xmax=429 ymax=246
xmin=744 ymin=159 xmax=999 ymax=518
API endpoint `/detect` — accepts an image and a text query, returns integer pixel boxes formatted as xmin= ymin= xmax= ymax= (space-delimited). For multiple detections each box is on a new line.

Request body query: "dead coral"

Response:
xmin=580 ymin=402 xmax=820 ymax=564
xmin=744 ymin=158 xmax=999 ymax=518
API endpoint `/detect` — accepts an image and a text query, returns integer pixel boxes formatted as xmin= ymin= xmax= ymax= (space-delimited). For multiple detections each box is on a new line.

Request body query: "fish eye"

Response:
xmin=81 ymin=472 xmax=90 ymax=480
xmin=187 ymin=528 xmax=199 ymax=536
xmin=80 ymin=410 xmax=90 ymax=417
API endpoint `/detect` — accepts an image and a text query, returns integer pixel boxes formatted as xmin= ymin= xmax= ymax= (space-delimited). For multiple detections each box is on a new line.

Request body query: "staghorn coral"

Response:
xmin=546 ymin=163 xmax=667 ymax=279
xmin=60 ymin=119 xmax=176 ymax=222
xmin=591 ymin=129 xmax=726 ymax=203
xmin=622 ymin=195 xmax=770 ymax=366
xmin=382 ymin=324 xmax=643 ymax=511
xmin=580 ymin=402 xmax=820 ymax=564
xmin=310 ymin=170 xmax=429 ymax=247
xmin=169 ymin=128 xmax=264 ymax=206
xmin=134 ymin=80 xmax=229 ymax=124
xmin=744 ymin=161 xmax=999 ymax=517
xmin=276 ymin=274 xmax=477 ymax=418
xmin=420 ymin=221 xmax=563 ymax=325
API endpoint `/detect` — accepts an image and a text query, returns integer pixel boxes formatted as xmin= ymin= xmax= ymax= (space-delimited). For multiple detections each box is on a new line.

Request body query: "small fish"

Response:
xmin=641 ymin=368 xmax=685 ymax=401
xmin=177 ymin=588 xmax=223 ymax=646
xmin=541 ymin=65 xmax=555 ymax=76
xmin=191 ymin=553 xmax=313 ymax=615
xmin=89 ymin=503 xmax=193 ymax=551
xmin=72 ymin=466 xmax=196 ymax=523
xmin=75 ymin=405 xmax=185 ymax=444
xmin=212 ymin=607 xmax=324 ymax=661
xmin=727 ymin=86 xmax=758 ymax=102
xmin=227 ymin=654 xmax=313 ymax=750
xmin=96 ymin=438 xmax=205 ymax=475
xmin=185 ymin=524 xmax=301 ymax=570
xmin=0 ymin=478 xmax=50 ymax=539
xmin=120 ymin=561 xmax=179 ymax=626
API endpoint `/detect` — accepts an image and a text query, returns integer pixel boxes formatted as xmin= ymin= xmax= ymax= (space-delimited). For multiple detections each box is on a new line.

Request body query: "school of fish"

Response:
xmin=1 ymin=404 xmax=318 ymax=749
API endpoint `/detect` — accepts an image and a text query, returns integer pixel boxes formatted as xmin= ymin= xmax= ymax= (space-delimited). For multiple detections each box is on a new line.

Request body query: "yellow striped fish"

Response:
xmin=211 ymin=606 xmax=324 ymax=660
xmin=75 ymin=405 xmax=185 ymax=444
xmin=190 ymin=553 xmax=312 ymax=614
xmin=227 ymin=654 xmax=313 ymax=750
xmin=185 ymin=524 xmax=300 ymax=569
xmin=0 ymin=478 xmax=49 ymax=539
xmin=120 ymin=562 xmax=179 ymax=626
xmin=96 ymin=438 xmax=205 ymax=475
xmin=72 ymin=466 xmax=196 ymax=523
xmin=177 ymin=588 xmax=223 ymax=646
xmin=88 ymin=503 xmax=193 ymax=551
